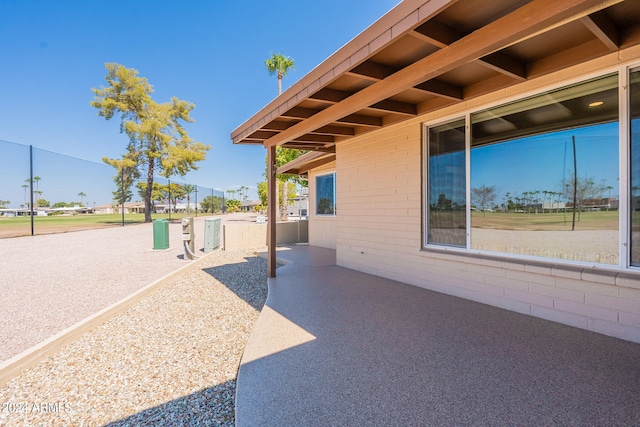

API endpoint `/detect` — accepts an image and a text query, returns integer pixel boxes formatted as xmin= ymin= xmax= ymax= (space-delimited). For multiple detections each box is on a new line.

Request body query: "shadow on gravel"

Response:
xmin=102 ymin=256 xmax=271 ymax=427
xmin=102 ymin=380 xmax=237 ymax=427
xmin=202 ymin=255 xmax=269 ymax=312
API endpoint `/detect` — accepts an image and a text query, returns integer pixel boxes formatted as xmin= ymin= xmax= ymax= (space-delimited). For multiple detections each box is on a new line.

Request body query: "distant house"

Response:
xmin=232 ymin=0 xmax=640 ymax=344
xmin=240 ymin=200 xmax=261 ymax=212
xmin=94 ymin=202 xmax=145 ymax=215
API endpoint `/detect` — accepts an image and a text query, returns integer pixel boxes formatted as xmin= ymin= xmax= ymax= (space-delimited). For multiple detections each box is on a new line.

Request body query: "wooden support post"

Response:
xmin=267 ymin=145 xmax=277 ymax=277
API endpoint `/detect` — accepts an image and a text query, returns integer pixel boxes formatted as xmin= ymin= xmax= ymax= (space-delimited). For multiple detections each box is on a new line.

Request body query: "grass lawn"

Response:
xmin=471 ymin=210 xmax=618 ymax=231
xmin=0 ymin=213 xmax=193 ymax=238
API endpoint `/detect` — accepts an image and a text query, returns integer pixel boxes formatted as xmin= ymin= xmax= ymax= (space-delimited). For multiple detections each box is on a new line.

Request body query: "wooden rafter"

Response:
xmin=263 ymin=0 xmax=612 ymax=148
xmin=580 ymin=11 xmax=619 ymax=51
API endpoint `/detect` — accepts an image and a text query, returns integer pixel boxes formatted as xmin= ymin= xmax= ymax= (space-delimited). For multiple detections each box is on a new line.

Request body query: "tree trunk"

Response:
xmin=281 ymin=179 xmax=288 ymax=221
xmin=144 ymin=157 xmax=154 ymax=223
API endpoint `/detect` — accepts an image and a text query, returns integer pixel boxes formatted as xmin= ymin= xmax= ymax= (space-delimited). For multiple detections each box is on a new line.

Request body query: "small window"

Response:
xmin=316 ymin=172 xmax=336 ymax=215
xmin=426 ymin=118 xmax=467 ymax=247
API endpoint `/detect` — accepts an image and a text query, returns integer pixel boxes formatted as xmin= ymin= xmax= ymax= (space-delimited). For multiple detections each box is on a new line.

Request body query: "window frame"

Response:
xmin=315 ymin=171 xmax=336 ymax=217
xmin=422 ymin=65 xmax=639 ymax=270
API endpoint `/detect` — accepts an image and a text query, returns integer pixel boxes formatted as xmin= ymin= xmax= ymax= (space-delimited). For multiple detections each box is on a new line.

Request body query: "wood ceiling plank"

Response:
xmin=312 ymin=125 xmax=355 ymax=136
xmin=413 ymin=19 xmax=461 ymax=48
xmin=414 ymin=80 xmax=463 ymax=100
xmin=478 ymin=52 xmax=527 ymax=80
xmin=281 ymin=106 xmax=320 ymax=119
xmin=349 ymin=61 xmax=397 ymax=80
xmin=369 ymin=99 xmax=417 ymax=115
xmin=310 ymin=88 xmax=352 ymax=103
xmin=336 ymin=114 xmax=383 ymax=127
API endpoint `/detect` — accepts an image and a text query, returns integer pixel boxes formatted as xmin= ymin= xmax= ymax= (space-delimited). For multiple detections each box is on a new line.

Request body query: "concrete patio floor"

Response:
xmin=237 ymin=246 xmax=640 ymax=426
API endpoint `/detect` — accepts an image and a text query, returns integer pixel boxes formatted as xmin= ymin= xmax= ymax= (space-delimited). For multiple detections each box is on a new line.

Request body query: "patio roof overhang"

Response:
xmin=231 ymin=0 xmax=640 ymax=169
xmin=232 ymin=0 xmax=640 ymax=277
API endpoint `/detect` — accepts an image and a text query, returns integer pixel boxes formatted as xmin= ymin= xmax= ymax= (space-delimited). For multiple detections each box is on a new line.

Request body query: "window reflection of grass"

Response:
xmin=471 ymin=210 xmax=618 ymax=231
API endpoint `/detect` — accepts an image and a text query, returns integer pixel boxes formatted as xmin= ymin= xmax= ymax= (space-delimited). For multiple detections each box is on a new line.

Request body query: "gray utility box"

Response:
xmin=204 ymin=217 xmax=221 ymax=252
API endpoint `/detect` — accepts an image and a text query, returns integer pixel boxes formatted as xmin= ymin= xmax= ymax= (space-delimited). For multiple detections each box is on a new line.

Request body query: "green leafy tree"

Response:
xmin=52 ymin=201 xmax=69 ymax=208
xmin=109 ymin=156 xmax=139 ymax=205
xmin=91 ymin=63 xmax=210 ymax=222
xmin=226 ymin=199 xmax=242 ymax=213
xmin=162 ymin=182 xmax=186 ymax=212
xmin=136 ymin=181 xmax=165 ymax=211
xmin=200 ymin=195 xmax=223 ymax=213
xmin=36 ymin=198 xmax=50 ymax=208
xmin=0 ymin=200 xmax=10 ymax=208
xmin=257 ymin=181 xmax=268 ymax=206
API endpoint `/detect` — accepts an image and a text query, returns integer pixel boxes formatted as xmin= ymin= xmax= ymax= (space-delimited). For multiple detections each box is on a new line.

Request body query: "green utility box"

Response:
xmin=204 ymin=217 xmax=221 ymax=252
xmin=153 ymin=219 xmax=169 ymax=250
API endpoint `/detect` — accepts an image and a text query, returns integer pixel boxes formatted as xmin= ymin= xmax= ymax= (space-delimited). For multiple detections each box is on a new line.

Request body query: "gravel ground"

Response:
xmin=0 ymin=248 xmax=268 ymax=426
xmin=0 ymin=213 xmax=258 ymax=362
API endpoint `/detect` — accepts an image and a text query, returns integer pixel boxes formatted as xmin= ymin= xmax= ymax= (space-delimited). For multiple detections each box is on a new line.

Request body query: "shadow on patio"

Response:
xmin=236 ymin=246 xmax=640 ymax=426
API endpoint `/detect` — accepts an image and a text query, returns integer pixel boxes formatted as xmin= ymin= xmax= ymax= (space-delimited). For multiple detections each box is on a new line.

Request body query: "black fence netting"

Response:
xmin=0 ymin=140 xmax=224 ymax=238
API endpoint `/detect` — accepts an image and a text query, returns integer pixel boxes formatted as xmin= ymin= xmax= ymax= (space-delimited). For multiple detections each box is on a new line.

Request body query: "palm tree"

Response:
xmin=27 ymin=176 xmax=42 ymax=208
xmin=265 ymin=53 xmax=295 ymax=96
xmin=239 ymin=185 xmax=249 ymax=200
xmin=22 ymin=183 xmax=29 ymax=207
xmin=183 ymin=184 xmax=195 ymax=213
xmin=265 ymin=53 xmax=305 ymax=220
xmin=78 ymin=192 xmax=86 ymax=206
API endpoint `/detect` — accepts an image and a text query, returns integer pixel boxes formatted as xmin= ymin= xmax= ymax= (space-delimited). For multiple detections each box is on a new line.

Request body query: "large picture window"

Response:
xmin=316 ymin=172 xmax=336 ymax=215
xmin=426 ymin=73 xmax=623 ymax=266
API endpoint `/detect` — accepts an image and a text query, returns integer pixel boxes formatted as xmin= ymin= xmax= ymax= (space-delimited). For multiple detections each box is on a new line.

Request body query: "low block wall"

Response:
xmin=223 ymin=220 xmax=308 ymax=250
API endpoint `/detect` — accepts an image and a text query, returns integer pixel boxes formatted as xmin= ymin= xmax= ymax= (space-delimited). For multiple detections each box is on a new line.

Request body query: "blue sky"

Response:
xmin=0 ymin=0 xmax=399 ymax=207
xmin=471 ymin=122 xmax=620 ymax=201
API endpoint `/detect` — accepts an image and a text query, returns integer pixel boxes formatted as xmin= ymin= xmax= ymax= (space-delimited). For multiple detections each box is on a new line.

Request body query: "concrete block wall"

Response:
xmin=224 ymin=223 xmax=267 ymax=250
xmin=223 ymin=221 xmax=309 ymax=250
xmin=330 ymin=51 xmax=640 ymax=343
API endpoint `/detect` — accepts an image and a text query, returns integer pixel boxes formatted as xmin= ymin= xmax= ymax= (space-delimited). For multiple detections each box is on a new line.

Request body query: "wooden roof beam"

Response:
xmin=580 ymin=11 xmax=619 ymax=51
xmin=351 ymin=61 xmax=463 ymax=100
xmin=414 ymin=15 xmax=527 ymax=81
xmin=263 ymin=0 xmax=612 ymax=148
